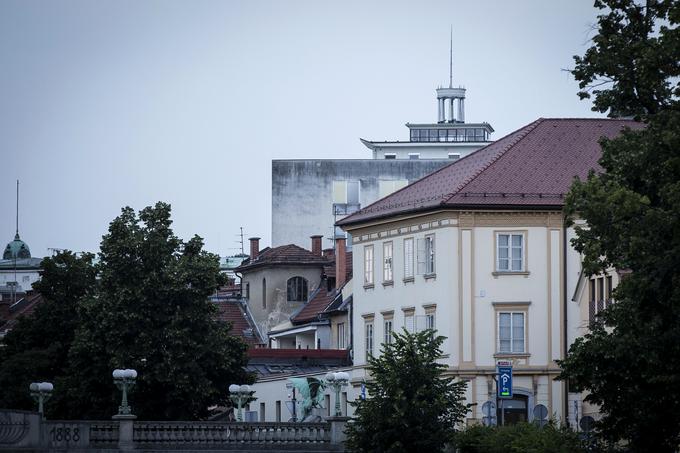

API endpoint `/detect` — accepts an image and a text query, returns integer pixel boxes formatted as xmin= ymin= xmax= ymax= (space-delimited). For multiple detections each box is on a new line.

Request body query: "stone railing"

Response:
xmin=134 ymin=421 xmax=330 ymax=445
xmin=0 ymin=409 xmax=348 ymax=451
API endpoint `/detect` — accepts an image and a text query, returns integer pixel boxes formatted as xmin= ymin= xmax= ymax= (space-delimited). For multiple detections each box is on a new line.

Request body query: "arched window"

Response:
xmin=287 ymin=276 xmax=308 ymax=302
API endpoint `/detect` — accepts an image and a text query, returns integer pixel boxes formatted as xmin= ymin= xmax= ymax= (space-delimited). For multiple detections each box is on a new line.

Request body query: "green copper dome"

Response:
xmin=3 ymin=233 xmax=31 ymax=260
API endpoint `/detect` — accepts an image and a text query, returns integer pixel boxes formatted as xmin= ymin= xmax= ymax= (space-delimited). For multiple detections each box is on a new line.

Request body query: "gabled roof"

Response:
xmin=291 ymin=286 xmax=336 ymax=324
xmin=338 ymin=118 xmax=642 ymax=226
xmin=235 ymin=244 xmax=329 ymax=272
xmin=212 ymin=298 xmax=265 ymax=347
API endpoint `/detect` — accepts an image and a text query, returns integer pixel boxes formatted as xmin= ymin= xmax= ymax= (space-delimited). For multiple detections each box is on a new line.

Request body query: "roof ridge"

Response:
xmin=440 ymin=118 xmax=545 ymax=204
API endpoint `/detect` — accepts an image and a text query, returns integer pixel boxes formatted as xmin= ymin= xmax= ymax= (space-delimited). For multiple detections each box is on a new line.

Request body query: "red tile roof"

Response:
xmin=338 ymin=118 xmax=642 ymax=226
xmin=291 ymin=286 xmax=337 ymax=324
xmin=0 ymin=292 xmax=46 ymax=336
xmin=235 ymin=244 xmax=329 ymax=272
xmin=212 ymin=299 xmax=264 ymax=346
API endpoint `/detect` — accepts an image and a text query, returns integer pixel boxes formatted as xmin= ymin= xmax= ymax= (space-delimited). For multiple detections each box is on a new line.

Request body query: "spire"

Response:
xmin=449 ymin=26 xmax=453 ymax=88
xmin=15 ymin=179 xmax=19 ymax=239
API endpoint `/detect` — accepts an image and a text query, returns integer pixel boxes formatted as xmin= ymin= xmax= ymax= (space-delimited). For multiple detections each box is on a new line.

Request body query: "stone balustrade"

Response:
xmin=0 ymin=409 xmax=348 ymax=451
xmin=134 ymin=421 xmax=330 ymax=445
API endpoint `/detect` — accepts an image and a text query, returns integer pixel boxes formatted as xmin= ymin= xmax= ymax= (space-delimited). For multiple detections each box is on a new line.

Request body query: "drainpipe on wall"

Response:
xmin=562 ymin=220 xmax=569 ymax=426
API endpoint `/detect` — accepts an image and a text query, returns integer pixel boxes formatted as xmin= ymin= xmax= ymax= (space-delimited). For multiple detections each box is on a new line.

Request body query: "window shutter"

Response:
xmin=417 ymin=238 xmax=426 ymax=275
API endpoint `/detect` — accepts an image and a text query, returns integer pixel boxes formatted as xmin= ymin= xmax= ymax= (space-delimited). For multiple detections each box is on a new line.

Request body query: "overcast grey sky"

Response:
xmin=1 ymin=0 xmax=602 ymax=257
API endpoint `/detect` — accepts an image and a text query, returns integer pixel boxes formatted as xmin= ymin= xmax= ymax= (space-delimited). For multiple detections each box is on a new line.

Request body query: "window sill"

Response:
xmin=382 ymin=280 xmax=394 ymax=287
xmin=424 ymin=273 xmax=436 ymax=280
xmin=403 ymin=276 xmax=415 ymax=284
xmin=492 ymin=271 xmax=530 ymax=278
xmin=363 ymin=283 xmax=375 ymax=290
xmin=493 ymin=352 xmax=530 ymax=358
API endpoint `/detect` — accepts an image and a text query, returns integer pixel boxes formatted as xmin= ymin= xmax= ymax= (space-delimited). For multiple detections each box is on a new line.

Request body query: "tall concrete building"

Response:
xmin=272 ymin=54 xmax=494 ymax=249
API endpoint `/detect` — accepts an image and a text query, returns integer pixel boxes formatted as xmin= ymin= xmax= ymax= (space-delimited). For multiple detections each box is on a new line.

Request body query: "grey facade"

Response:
xmin=271 ymin=159 xmax=451 ymax=248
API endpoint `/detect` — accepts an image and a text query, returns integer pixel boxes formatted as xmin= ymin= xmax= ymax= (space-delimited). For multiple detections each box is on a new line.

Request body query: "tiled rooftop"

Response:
xmin=235 ymin=244 xmax=329 ymax=272
xmin=338 ymin=118 xmax=642 ymax=226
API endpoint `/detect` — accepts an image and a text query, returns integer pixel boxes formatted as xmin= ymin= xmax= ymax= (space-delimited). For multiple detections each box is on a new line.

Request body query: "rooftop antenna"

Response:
xmin=15 ymin=179 xmax=19 ymax=237
xmin=449 ymin=26 xmax=453 ymax=88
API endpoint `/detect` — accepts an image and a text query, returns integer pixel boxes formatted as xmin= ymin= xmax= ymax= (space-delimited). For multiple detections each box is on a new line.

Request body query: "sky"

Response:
xmin=1 ymin=0 xmax=603 ymax=258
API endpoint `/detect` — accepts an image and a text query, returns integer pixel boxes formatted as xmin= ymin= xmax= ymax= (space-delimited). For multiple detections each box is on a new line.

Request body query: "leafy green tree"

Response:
xmin=0 ymin=251 xmax=96 ymax=415
xmin=559 ymin=1 xmax=680 ymax=451
xmin=345 ymin=329 xmax=469 ymax=452
xmin=60 ymin=202 xmax=252 ymax=420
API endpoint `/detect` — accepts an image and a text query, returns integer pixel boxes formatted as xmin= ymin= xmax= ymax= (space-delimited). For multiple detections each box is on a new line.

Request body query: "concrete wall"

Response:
xmin=271 ymin=159 xmax=451 ymax=248
xmin=242 ymin=265 xmax=324 ymax=341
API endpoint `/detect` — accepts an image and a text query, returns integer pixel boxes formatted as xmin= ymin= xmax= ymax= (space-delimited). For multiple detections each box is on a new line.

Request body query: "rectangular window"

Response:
xmin=384 ymin=319 xmax=393 ymax=344
xmin=383 ymin=242 xmax=393 ymax=282
xmin=426 ymin=313 xmax=435 ymax=330
xmin=596 ymin=276 xmax=604 ymax=313
xmin=379 ymin=179 xmax=409 ymax=198
xmin=365 ymin=322 xmax=374 ymax=357
xmin=337 ymin=322 xmax=346 ymax=349
xmin=498 ymin=312 xmax=525 ymax=353
xmin=384 ymin=153 xmax=396 ymax=159
xmin=404 ymin=312 xmax=415 ymax=333
xmin=410 ymin=129 xmax=418 ymax=141
xmin=276 ymin=401 xmax=281 ymax=422
xmin=404 ymin=238 xmax=414 ymax=280
xmin=497 ymin=233 xmax=524 ymax=272
xmin=418 ymin=235 xmax=436 ymax=275
xmin=448 ymin=153 xmax=461 ymax=160
xmin=332 ymin=180 xmax=347 ymax=204
xmin=364 ymin=245 xmax=374 ymax=286
xmin=408 ymin=153 xmax=420 ymax=160
xmin=606 ymin=275 xmax=613 ymax=308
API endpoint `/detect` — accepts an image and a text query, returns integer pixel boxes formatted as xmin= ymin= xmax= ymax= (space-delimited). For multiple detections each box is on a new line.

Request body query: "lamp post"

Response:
xmin=229 ymin=384 xmax=253 ymax=422
xmin=325 ymin=371 xmax=349 ymax=417
xmin=112 ymin=369 xmax=137 ymax=416
xmin=29 ymin=382 xmax=53 ymax=416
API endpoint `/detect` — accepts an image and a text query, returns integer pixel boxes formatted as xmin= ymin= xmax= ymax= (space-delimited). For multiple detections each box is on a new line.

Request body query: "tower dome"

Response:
xmin=3 ymin=233 xmax=31 ymax=260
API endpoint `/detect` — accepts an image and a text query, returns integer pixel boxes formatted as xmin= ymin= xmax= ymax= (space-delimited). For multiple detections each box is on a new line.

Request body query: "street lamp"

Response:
xmin=29 ymin=382 xmax=53 ymax=416
xmin=325 ymin=371 xmax=349 ymax=417
xmin=229 ymin=384 xmax=253 ymax=422
xmin=112 ymin=369 xmax=137 ymax=416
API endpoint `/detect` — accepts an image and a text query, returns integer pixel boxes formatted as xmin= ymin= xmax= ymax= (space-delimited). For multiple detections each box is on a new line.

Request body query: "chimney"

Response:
xmin=335 ymin=237 xmax=347 ymax=289
xmin=249 ymin=237 xmax=260 ymax=260
xmin=311 ymin=235 xmax=323 ymax=257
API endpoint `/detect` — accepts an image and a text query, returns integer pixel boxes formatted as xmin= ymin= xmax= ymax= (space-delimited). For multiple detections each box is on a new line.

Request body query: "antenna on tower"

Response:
xmin=449 ymin=26 xmax=453 ymax=88
xmin=15 ymin=180 xmax=19 ymax=237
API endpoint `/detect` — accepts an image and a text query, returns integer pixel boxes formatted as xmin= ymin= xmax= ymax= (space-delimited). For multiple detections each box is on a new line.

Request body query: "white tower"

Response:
xmin=436 ymin=29 xmax=465 ymax=124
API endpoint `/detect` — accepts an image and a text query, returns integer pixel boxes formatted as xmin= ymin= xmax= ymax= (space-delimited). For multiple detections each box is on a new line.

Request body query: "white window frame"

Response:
xmin=403 ymin=237 xmax=414 ymax=280
xmin=496 ymin=232 xmax=525 ymax=272
xmin=417 ymin=236 xmax=435 ymax=276
xmin=383 ymin=241 xmax=393 ymax=282
xmin=364 ymin=245 xmax=374 ymax=286
xmin=337 ymin=322 xmax=346 ymax=349
xmin=497 ymin=311 xmax=525 ymax=354
xmin=365 ymin=322 xmax=374 ymax=357
xmin=384 ymin=319 xmax=393 ymax=344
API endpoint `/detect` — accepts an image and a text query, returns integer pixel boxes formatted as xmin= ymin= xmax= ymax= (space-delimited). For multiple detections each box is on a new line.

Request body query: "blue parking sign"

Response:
xmin=497 ymin=366 xmax=513 ymax=399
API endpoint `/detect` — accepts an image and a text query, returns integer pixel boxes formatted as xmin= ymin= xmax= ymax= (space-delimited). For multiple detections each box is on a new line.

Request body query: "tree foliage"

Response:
xmin=559 ymin=1 xmax=680 ymax=452
xmin=454 ymin=422 xmax=586 ymax=453
xmin=345 ymin=329 xmax=468 ymax=452
xmin=0 ymin=251 xmax=96 ymax=415
xmin=0 ymin=202 xmax=253 ymax=420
